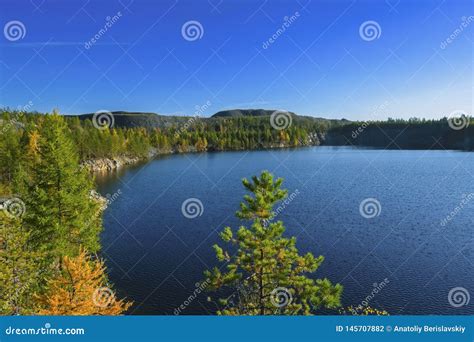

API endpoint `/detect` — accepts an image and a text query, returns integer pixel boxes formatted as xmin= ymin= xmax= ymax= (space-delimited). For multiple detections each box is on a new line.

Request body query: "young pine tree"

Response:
xmin=36 ymin=248 xmax=132 ymax=315
xmin=24 ymin=112 xmax=102 ymax=260
xmin=204 ymin=171 xmax=342 ymax=315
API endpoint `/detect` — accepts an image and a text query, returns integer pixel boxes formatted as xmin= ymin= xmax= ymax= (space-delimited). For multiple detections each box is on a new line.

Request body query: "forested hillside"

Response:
xmin=1 ymin=110 xmax=336 ymax=163
xmin=327 ymin=117 xmax=474 ymax=150
xmin=2 ymin=110 xmax=472 ymax=170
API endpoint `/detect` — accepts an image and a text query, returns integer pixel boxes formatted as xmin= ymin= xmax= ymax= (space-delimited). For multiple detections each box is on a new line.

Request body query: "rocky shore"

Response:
xmin=80 ymin=133 xmax=326 ymax=174
xmin=81 ymin=156 xmax=143 ymax=173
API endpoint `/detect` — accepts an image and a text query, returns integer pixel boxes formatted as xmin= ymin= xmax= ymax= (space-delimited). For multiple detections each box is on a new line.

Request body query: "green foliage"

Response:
xmin=0 ymin=109 xmax=332 ymax=164
xmin=23 ymin=113 xmax=102 ymax=259
xmin=0 ymin=112 xmax=23 ymax=187
xmin=237 ymin=171 xmax=287 ymax=221
xmin=0 ymin=111 xmax=131 ymax=316
xmin=0 ymin=214 xmax=42 ymax=315
xmin=339 ymin=305 xmax=389 ymax=316
xmin=204 ymin=171 xmax=343 ymax=315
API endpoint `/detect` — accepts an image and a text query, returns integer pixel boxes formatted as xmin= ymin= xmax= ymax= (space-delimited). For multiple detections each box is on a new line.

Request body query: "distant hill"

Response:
xmin=75 ymin=111 xmax=195 ymax=128
xmin=74 ymin=109 xmax=348 ymax=128
xmin=212 ymin=109 xmax=294 ymax=118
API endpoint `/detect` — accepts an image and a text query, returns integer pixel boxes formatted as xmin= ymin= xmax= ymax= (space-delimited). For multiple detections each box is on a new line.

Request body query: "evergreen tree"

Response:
xmin=0 ymin=214 xmax=41 ymax=315
xmin=24 ymin=113 xmax=102 ymax=260
xmin=0 ymin=113 xmax=22 ymax=187
xmin=204 ymin=171 xmax=342 ymax=315
xmin=36 ymin=249 xmax=132 ymax=315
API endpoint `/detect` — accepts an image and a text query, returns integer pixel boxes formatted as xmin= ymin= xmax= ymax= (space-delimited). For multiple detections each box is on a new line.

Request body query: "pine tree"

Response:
xmin=0 ymin=214 xmax=41 ymax=315
xmin=24 ymin=112 xmax=102 ymax=260
xmin=204 ymin=171 xmax=342 ymax=315
xmin=36 ymin=249 xmax=132 ymax=315
xmin=0 ymin=112 xmax=22 ymax=187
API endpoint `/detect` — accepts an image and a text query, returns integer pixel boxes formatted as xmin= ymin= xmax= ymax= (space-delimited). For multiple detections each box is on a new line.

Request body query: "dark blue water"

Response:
xmin=95 ymin=147 xmax=474 ymax=315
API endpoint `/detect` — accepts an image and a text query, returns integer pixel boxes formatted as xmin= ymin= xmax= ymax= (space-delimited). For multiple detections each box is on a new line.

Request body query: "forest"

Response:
xmin=0 ymin=110 xmax=332 ymax=163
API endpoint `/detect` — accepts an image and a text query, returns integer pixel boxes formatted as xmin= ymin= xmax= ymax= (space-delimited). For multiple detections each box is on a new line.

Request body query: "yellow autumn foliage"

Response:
xmin=37 ymin=248 xmax=132 ymax=315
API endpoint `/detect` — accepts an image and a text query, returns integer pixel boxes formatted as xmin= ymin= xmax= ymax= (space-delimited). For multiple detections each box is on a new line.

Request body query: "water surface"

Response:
xmin=96 ymin=147 xmax=474 ymax=315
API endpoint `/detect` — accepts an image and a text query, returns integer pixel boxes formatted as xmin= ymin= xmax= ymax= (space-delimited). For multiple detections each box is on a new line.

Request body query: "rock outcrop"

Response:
xmin=81 ymin=156 xmax=141 ymax=173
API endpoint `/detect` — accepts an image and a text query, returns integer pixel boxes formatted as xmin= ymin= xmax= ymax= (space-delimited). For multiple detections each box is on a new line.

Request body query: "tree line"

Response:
xmin=0 ymin=110 xmax=332 ymax=163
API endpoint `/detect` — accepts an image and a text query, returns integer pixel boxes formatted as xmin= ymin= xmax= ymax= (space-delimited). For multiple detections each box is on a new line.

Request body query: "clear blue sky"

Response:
xmin=0 ymin=0 xmax=472 ymax=120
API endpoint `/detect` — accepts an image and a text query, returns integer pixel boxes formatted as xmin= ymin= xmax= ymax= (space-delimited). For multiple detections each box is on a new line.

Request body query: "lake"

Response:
xmin=95 ymin=147 xmax=474 ymax=315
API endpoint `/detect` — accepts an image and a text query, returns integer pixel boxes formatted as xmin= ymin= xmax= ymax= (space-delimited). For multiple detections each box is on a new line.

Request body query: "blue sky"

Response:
xmin=0 ymin=0 xmax=472 ymax=120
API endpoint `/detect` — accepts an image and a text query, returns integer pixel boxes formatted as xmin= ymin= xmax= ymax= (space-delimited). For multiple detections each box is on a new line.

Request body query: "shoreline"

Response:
xmin=82 ymin=143 xmax=472 ymax=174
